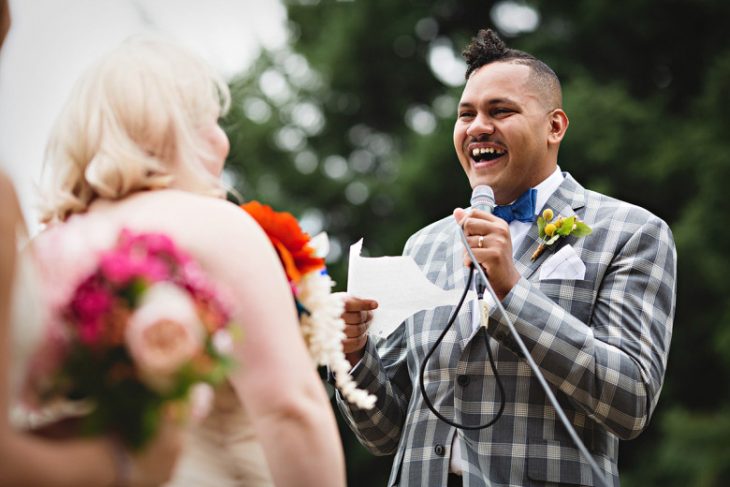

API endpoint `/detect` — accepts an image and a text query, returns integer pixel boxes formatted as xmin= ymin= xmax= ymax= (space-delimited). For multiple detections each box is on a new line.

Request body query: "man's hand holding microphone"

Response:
xmin=454 ymin=185 xmax=520 ymax=301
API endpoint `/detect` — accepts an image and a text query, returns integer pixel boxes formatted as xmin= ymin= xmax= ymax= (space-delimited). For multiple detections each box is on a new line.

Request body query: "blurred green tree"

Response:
xmin=221 ymin=0 xmax=730 ymax=485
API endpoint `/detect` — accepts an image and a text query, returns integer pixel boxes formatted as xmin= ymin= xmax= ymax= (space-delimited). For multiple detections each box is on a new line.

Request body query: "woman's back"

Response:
xmin=38 ymin=188 xmax=312 ymax=386
xmin=35 ymin=189 xmax=342 ymax=486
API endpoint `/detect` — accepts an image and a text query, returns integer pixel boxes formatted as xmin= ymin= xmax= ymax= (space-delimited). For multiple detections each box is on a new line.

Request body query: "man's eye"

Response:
xmin=458 ymin=112 xmax=475 ymax=119
xmin=493 ymin=108 xmax=512 ymax=116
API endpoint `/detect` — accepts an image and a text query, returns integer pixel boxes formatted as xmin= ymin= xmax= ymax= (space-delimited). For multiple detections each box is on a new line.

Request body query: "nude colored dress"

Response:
xmin=165 ymin=380 xmax=275 ymax=486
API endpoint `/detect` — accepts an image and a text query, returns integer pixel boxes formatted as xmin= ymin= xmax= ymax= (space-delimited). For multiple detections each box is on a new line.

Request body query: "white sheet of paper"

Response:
xmin=347 ymin=239 xmax=476 ymax=339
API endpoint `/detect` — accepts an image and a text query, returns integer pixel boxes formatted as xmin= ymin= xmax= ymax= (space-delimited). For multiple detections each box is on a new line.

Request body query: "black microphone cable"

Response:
xmin=418 ymin=263 xmax=506 ymax=430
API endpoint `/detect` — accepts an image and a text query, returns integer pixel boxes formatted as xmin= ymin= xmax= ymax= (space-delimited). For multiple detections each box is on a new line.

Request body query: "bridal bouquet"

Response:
xmin=27 ymin=229 xmax=236 ymax=448
xmin=242 ymin=201 xmax=375 ymax=409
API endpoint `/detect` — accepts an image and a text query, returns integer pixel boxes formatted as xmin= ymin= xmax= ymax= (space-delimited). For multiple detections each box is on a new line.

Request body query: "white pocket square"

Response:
xmin=539 ymin=244 xmax=586 ymax=281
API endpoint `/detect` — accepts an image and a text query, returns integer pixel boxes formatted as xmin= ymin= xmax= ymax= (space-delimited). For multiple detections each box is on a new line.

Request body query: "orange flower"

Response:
xmin=241 ymin=201 xmax=325 ymax=284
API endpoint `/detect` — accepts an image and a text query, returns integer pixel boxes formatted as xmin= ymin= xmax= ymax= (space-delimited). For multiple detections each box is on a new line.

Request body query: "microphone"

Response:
xmin=467 ymin=185 xmax=494 ymax=297
xmin=470 ymin=185 xmax=495 ymax=214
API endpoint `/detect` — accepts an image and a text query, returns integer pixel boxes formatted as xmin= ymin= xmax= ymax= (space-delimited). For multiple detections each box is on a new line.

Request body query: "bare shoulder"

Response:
xmin=133 ymin=189 xmax=244 ymax=218
xmin=123 ymin=191 xmax=274 ymax=269
xmin=125 ymin=190 xmax=262 ymax=237
xmin=57 ymin=190 xmax=272 ymax=276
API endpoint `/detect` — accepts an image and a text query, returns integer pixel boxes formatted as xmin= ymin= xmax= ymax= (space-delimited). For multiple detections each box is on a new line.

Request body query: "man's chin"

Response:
xmin=468 ymin=176 xmax=498 ymax=190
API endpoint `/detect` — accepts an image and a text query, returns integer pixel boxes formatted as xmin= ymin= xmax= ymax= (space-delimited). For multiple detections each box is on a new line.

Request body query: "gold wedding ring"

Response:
xmin=478 ymin=235 xmax=484 ymax=248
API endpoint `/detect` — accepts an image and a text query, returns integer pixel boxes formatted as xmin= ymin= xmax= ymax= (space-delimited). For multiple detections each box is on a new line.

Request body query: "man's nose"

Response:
xmin=466 ymin=113 xmax=495 ymax=138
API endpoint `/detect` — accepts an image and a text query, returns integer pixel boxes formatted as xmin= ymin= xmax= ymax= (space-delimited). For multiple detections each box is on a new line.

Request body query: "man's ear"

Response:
xmin=547 ymin=109 xmax=569 ymax=144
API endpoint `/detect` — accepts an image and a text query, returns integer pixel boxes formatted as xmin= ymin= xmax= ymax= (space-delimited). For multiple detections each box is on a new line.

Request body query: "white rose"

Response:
xmin=125 ymin=283 xmax=204 ymax=392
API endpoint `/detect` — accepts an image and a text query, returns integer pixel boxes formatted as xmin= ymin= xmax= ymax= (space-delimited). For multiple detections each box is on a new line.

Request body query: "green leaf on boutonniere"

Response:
xmin=531 ymin=209 xmax=593 ymax=261
xmin=537 ymin=216 xmax=546 ymax=238
xmin=557 ymin=216 xmax=575 ymax=236
xmin=572 ymin=221 xmax=593 ymax=238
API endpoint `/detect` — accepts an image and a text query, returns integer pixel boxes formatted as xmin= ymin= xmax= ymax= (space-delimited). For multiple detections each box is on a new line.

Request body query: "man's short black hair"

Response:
xmin=462 ymin=29 xmax=562 ymax=108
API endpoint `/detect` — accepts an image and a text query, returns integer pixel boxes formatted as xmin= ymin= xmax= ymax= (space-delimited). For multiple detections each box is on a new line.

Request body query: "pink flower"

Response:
xmin=100 ymin=249 xmax=170 ymax=285
xmin=119 ymin=230 xmax=192 ymax=269
xmin=99 ymin=253 xmax=137 ymax=285
xmin=70 ymin=280 xmax=112 ymax=344
xmin=125 ymin=283 xmax=204 ymax=392
xmin=131 ymin=232 xmax=178 ymax=258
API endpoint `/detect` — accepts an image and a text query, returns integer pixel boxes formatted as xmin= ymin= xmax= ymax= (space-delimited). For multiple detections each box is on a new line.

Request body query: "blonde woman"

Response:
xmin=32 ymin=37 xmax=345 ymax=486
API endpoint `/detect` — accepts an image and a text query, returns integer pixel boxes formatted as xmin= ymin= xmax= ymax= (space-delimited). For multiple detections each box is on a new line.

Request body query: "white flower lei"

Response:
xmin=297 ymin=236 xmax=375 ymax=410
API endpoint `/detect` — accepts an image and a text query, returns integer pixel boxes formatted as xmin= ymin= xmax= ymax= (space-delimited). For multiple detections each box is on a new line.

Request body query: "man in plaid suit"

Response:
xmin=336 ymin=29 xmax=676 ymax=487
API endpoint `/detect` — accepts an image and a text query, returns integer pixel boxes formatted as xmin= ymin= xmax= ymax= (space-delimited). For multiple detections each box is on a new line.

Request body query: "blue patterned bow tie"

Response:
xmin=493 ymin=188 xmax=537 ymax=223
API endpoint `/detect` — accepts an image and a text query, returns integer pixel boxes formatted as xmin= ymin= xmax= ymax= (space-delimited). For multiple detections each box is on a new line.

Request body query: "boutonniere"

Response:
xmin=531 ymin=208 xmax=592 ymax=261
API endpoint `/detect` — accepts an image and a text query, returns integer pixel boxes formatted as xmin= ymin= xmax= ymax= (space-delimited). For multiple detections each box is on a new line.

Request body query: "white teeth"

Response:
xmin=471 ymin=147 xmax=505 ymax=158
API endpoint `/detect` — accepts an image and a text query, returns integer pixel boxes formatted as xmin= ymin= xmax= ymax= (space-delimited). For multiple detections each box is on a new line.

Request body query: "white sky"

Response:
xmin=0 ymin=0 xmax=287 ymax=234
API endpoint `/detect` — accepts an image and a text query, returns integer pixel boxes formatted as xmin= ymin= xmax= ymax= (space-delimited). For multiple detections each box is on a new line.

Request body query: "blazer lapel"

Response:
xmin=513 ymin=173 xmax=587 ymax=280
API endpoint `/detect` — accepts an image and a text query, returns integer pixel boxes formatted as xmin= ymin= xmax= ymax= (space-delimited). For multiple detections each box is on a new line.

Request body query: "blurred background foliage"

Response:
xmin=220 ymin=0 xmax=730 ymax=485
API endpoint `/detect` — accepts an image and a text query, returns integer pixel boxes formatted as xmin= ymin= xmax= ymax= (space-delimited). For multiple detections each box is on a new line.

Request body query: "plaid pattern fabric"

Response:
xmin=337 ymin=173 xmax=676 ymax=487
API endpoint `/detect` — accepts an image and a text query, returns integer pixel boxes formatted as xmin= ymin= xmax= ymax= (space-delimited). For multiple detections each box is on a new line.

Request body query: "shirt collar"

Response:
xmin=532 ymin=166 xmax=564 ymax=216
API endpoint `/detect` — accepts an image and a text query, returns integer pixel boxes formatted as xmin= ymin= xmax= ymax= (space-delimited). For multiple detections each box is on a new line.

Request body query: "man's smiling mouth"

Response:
xmin=471 ymin=146 xmax=506 ymax=163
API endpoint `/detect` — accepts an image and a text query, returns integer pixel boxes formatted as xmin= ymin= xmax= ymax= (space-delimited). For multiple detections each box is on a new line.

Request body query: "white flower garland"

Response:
xmin=297 ymin=271 xmax=376 ymax=410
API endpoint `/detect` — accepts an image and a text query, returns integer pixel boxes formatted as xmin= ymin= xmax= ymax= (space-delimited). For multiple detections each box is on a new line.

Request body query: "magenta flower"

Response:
xmin=100 ymin=253 xmax=137 ymax=285
xmin=78 ymin=317 xmax=104 ymax=345
xmin=71 ymin=280 xmax=112 ymax=323
xmin=139 ymin=255 xmax=170 ymax=282
xmin=100 ymin=249 xmax=171 ymax=285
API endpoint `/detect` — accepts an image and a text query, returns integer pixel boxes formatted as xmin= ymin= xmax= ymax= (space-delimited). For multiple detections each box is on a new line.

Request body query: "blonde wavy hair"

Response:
xmin=41 ymin=36 xmax=231 ymax=223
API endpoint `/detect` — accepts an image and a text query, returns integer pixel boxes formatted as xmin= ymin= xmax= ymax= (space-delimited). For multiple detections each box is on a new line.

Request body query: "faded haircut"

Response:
xmin=462 ymin=28 xmax=562 ymax=108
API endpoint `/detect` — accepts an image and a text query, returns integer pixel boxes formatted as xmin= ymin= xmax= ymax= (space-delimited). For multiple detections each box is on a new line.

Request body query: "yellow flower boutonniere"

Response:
xmin=531 ymin=208 xmax=592 ymax=261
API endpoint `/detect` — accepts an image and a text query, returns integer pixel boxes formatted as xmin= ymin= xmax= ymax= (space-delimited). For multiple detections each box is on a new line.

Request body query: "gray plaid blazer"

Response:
xmin=337 ymin=173 xmax=676 ymax=487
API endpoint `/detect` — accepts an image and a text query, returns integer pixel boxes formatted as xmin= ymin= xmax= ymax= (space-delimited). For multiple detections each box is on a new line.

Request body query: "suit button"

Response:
xmin=457 ymin=375 xmax=470 ymax=386
xmin=434 ymin=444 xmax=445 ymax=456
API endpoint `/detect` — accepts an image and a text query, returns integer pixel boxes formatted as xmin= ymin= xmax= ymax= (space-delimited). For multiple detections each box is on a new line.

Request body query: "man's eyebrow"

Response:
xmin=492 ymin=97 xmax=518 ymax=104
xmin=459 ymin=97 xmax=518 ymax=108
